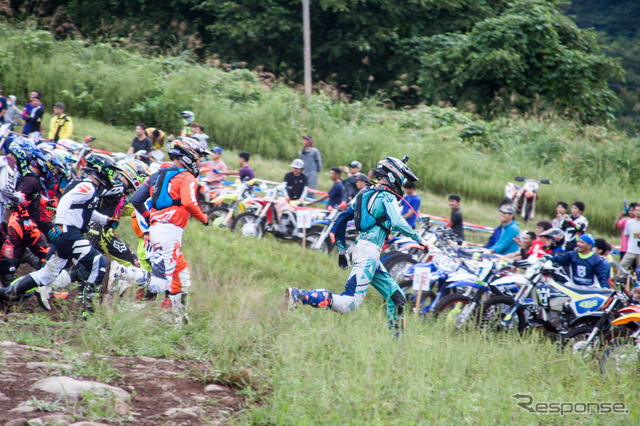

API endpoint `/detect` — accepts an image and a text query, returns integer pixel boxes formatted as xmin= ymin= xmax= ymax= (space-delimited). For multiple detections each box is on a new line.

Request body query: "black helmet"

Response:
xmin=168 ymin=137 xmax=201 ymax=177
xmin=83 ymin=154 xmax=122 ymax=189
xmin=375 ymin=156 xmax=418 ymax=197
xmin=538 ymin=228 xmax=564 ymax=251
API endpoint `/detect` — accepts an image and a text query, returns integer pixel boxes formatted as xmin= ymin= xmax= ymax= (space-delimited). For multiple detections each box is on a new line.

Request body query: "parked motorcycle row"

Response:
xmin=378 ymin=222 xmax=640 ymax=373
xmin=198 ymin=178 xmax=358 ymax=252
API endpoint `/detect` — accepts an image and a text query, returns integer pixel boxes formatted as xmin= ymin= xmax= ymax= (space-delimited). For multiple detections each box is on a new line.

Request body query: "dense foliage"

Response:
xmin=563 ymin=0 xmax=640 ymax=134
xmin=1 ymin=0 xmax=621 ymax=122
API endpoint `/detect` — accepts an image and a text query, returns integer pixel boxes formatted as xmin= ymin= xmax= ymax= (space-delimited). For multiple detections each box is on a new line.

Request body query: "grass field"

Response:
xmin=1 ymin=224 xmax=637 ymax=424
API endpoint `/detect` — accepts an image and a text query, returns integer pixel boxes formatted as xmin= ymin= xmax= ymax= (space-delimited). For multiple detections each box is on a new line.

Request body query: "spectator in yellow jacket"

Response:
xmin=48 ymin=102 xmax=73 ymax=142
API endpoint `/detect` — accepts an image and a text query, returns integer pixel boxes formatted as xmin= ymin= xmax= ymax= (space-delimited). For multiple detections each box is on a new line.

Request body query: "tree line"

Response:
xmin=2 ymin=0 xmax=625 ymax=124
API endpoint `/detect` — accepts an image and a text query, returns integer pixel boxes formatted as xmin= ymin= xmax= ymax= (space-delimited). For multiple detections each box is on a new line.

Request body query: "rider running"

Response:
xmin=51 ymin=160 xmax=151 ymax=291
xmin=0 ymin=150 xmax=55 ymax=285
xmin=0 ymin=154 xmax=122 ymax=310
xmin=111 ymin=137 xmax=210 ymax=323
xmin=285 ymin=156 xmax=429 ymax=333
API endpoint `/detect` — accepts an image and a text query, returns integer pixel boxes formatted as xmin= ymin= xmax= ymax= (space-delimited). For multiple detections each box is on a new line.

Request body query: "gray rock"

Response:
xmin=163 ymin=406 xmax=202 ymax=418
xmin=0 ymin=340 xmax=18 ymax=347
xmin=136 ymin=355 xmax=156 ymax=363
xmin=0 ymin=390 xmax=10 ymax=401
xmin=26 ymin=362 xmax=74 ymax=373
xmin=4 ymin=419 xmax=30 ymax=426
xmin=9 ymin=401 xmax=39 ymax=414
xmin=68 ymin=423 xmax=111 ymax=426
xmin=26 ymin=419 xmax=43 ymax=426
xmin=31 ymin=376 xmax=129 ymax=401
xmin=38 ymin=414 xmax=73 ymax=425
xmin=204 ymin=384 xmax=227 ymax=393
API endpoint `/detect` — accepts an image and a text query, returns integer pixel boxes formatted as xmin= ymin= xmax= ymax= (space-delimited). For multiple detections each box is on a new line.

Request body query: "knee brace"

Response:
xmin=390 ymin=289 xmax=406 ymax=317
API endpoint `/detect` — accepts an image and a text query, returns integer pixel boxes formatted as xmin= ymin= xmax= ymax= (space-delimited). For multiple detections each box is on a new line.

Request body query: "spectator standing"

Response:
xmin=401 ymin=181 xmax=421 ymax=228
xmin=283 ymin=159 xmax=308 ymax=201
xmin=217 ymin=151 xmax=254 ymax=182
xmin=315 ymin=167 xmax=344 ymax=209
xmin=25 ymin=96 xmax=44 ymax=140
xmin=48 ymin=102 xmax=73 ymax=142
xmin=561 ymin=201 xmax=588 ymax=251
xmin=299 ymin=136 xmax=322 ymax=190
xmin=128 ymin=124 xmax=153 ymax=165
xmin=0 ymin=85 xmax=6 ymax=124
xmin=353 ymin=173 xmax=368 ymax=195
xmin=595 ymin=238 xmax=615 ymax=280
xmin=613 ymin=202 xmax=638 ymax=262
xmin=189 ymin=123 xmax=209 ymax=152
xmin=486 ymin=205 xmax=520 ymax=255
xmin=618 ymin=210 xmax=640 ymax=277
xmin=4 ymin=96 xmax=21 ymax=124
xmin=342 ymin=160 xmax=362 ymax=202
xmin=179 ymin=111 xmax=195 ymax=137
xmin=21 ymin=90 xmax=40 ymax=134
xmin=144 ymin=127 xmax=166 ymax=150
xmin=447 ymin=194 xmax=464 ymax=240
xmin=551 ymin=201 xmax=569 ymax=228
xmin=200 ymin=147 xmax=227 ymax=186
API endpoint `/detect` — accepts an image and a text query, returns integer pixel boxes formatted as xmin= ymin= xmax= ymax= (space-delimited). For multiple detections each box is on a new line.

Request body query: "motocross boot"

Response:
xmin=285 ymin=288 xmax=332 ymax=310
xmin=169 ymin=292 xmax=189 ymax=324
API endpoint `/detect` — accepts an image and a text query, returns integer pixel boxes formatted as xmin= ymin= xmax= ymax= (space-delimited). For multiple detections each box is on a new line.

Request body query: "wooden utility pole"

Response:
xmin=302 ymin=0 xmax=312 ymax=100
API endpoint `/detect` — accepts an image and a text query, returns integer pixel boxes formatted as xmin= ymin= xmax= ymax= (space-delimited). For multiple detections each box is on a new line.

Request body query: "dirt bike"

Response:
xmin=479 ymin=258 xmax=621 ymax=336
xmin=433 ymin=258 xmax=527 ymax=328
xmin=504 ymin=177 xmax=551 ymax=222
xmin=201 ymin=179 xmax=258 ymax=226
xmin=233 ymin=183 xmax=325 ymax=240
xmin=299 ymin=206 xmax=348 ymax=254
xmin=561 ymin=288 xmax=630 ymax=358
xmin=600 ymin=309 xmax=640 ymax=373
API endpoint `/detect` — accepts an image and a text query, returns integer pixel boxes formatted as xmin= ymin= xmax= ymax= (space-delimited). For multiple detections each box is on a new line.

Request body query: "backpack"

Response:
xmin=150 ymin=167 xmax=186 ymax=210
xmin=353 ymin=188 xmax=391 ymax=235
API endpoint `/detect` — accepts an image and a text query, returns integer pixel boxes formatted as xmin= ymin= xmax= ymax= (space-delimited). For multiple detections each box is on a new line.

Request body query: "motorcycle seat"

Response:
xmin=557 ymin=283 xmax=613 ymax=296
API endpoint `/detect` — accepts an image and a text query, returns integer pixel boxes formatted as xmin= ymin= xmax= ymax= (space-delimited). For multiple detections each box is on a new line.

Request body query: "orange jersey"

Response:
xmin=148 ymin=169 xmax=207 ymax=229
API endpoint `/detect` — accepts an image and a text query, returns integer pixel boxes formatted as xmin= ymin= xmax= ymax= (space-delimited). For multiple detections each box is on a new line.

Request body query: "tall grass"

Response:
xmin=0 ymin=227 xmax=636 ymax=423
xmin=1 ymin=23 xmax=638 ymax=233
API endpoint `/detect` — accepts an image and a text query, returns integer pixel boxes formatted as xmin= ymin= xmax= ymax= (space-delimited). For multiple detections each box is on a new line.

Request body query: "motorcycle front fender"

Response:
xmin=445 ymin=280 xmax=483 ymax=290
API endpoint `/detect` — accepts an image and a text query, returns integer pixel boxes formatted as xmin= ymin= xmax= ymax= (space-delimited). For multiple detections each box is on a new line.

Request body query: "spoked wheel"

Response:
xmin=478 ymin=295 xmax=525 ymax=333
xmin=383 ymin=253 xmax=418 ymax=283
xmin=600 ymin=332 xmax=640 ymax=374
xmin=561 ymin=325 xmax=605 ymax=359
xmin=434 ymin=294 xmax=476 ymax=328
xmin=401 ymin=286 xmax=436 ymax=314
xmin=303 ymin=232 xmax=331 ymax=254
xmin=232 ymin=213 xmax=264 ymax=238
xmin=209 ymin=207 xmax=234 ymax=228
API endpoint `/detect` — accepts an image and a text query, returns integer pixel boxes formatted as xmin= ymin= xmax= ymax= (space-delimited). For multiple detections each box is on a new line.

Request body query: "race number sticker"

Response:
xmin=412 ymin=266 xmax=430 ymax=291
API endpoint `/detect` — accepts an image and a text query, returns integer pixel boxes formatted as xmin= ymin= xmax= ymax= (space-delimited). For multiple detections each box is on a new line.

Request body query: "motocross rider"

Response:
xmin=285 ymin=156 xmax=430 ymax=333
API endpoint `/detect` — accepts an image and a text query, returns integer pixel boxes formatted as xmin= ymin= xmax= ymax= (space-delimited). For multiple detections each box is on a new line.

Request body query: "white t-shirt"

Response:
xmin=624 ymin=219 xmax=640 ymax=255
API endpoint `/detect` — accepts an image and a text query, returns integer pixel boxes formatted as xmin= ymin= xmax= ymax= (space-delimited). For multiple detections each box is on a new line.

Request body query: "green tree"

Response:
xmin=400 ymin=0 xmax=622 ymax=123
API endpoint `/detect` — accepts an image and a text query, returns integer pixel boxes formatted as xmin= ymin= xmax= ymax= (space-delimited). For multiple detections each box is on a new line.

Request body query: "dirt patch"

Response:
xmin=0 ymin=341 xmax=244 ymax=425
